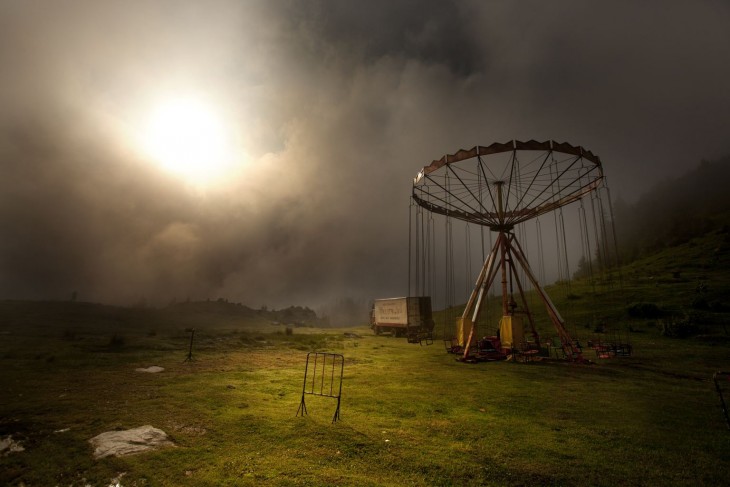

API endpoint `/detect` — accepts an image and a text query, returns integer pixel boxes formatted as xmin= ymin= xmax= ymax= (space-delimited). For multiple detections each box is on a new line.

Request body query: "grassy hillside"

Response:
xmin=613 ymin=156 xmax=730 ymax=261
xmin=432 ymin=224 xmax=730 ymax=346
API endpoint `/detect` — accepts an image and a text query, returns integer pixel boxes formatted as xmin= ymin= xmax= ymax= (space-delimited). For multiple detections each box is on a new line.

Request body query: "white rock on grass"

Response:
xmin=89 ymin=425 xmax=174 ymax=459
xmin=135 ymin=366 xmax=164 ymax=373
xmin=0 ymin=435 xmax=24 ymax=456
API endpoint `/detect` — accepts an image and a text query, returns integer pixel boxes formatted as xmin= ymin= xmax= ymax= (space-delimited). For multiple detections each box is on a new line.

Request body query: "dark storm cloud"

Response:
xmin=297 ymin=0 xmax=484 ymax=76
xmin=1 ymin=1 xmax=729 ymax=309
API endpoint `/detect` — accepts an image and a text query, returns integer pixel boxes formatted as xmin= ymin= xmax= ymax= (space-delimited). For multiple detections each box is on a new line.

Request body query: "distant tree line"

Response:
xmin=165 ymin=299 xmax=320 ymax=325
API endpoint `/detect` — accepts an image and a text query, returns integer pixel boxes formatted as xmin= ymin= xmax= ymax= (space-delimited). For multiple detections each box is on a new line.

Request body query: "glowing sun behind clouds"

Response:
xmin=140 ymin=97 xmax=237 ymax=185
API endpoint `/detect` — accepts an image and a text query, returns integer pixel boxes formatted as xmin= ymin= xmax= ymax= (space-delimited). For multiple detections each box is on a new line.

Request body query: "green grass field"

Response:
xmin=1 ymin=310 xmax=728 ymax=486
xmin=1 ymin=229 xmax=730 ymax=486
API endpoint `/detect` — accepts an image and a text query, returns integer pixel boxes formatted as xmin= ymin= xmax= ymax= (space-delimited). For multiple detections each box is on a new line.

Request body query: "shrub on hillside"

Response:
xmin=661 ymin=314 xmax=699 ymax=338
xmin=627 ymin=302 xmax=664 ymax=319
xmin=691 ymin=296 xmax=709 ymax=310
xmin=108 ymin=334 xmax=125 ymax=350
xmin=691 ymin=296 xmax=727 ymax=312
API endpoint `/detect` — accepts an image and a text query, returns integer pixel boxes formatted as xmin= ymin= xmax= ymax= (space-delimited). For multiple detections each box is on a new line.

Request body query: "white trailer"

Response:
xmin=370 ymin=297 xmax=434 ymax=337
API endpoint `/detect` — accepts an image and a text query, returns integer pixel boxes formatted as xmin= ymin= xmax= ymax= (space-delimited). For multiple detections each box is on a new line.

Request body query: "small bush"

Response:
xmin=627 ymin=302 xmax=664 ymax=319
xmin=661 ymin=314 xmax=699 ymax=338
xmin=691 ymin=296 xmax=709 ymax=310
xmin=108 ymin=334 xmax=125 ymax=349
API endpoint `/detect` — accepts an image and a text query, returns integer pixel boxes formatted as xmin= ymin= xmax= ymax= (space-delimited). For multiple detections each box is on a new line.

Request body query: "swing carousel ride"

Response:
xmin=410 ymin=140 xmax=616 ymax=363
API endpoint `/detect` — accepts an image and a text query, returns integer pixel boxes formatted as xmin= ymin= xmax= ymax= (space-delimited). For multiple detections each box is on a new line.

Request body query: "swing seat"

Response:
xmin=592 ymin=342 xmax=613 ymax=359
xmin=514 ymin=341 xmax=540 ymax=362
xmin=547 ymin=337 xmax=567 ymax=359
xmin=444 ymin=338 xmax=462 ymax=354
xmin=597 ymin=349 xmax=613 ymax=359
xmin=474 ymin=336 xmax=507 ymax=361
xmin=410 ymin=331 xmax=433 ymax=345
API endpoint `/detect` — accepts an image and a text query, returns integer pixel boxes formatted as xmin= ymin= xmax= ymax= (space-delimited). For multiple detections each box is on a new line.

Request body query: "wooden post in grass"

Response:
xmin=714 ymin=371 xmax=730 ymax=430
xmin=184 ymin=328 xmax=195 ymax=362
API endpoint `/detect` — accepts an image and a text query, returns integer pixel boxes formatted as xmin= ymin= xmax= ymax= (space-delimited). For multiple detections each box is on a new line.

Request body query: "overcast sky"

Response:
xmin=1 ymin=1 xmax=729 ymax=310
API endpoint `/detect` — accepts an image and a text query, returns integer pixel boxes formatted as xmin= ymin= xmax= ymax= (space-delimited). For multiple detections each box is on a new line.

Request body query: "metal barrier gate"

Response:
xmin=296 ymin=352 xmax=344 ymax=423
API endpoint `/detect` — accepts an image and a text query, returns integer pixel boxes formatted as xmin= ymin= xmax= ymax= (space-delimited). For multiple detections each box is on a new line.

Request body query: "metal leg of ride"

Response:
xmin=510 ymin=236 xmax=585 ymax=362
